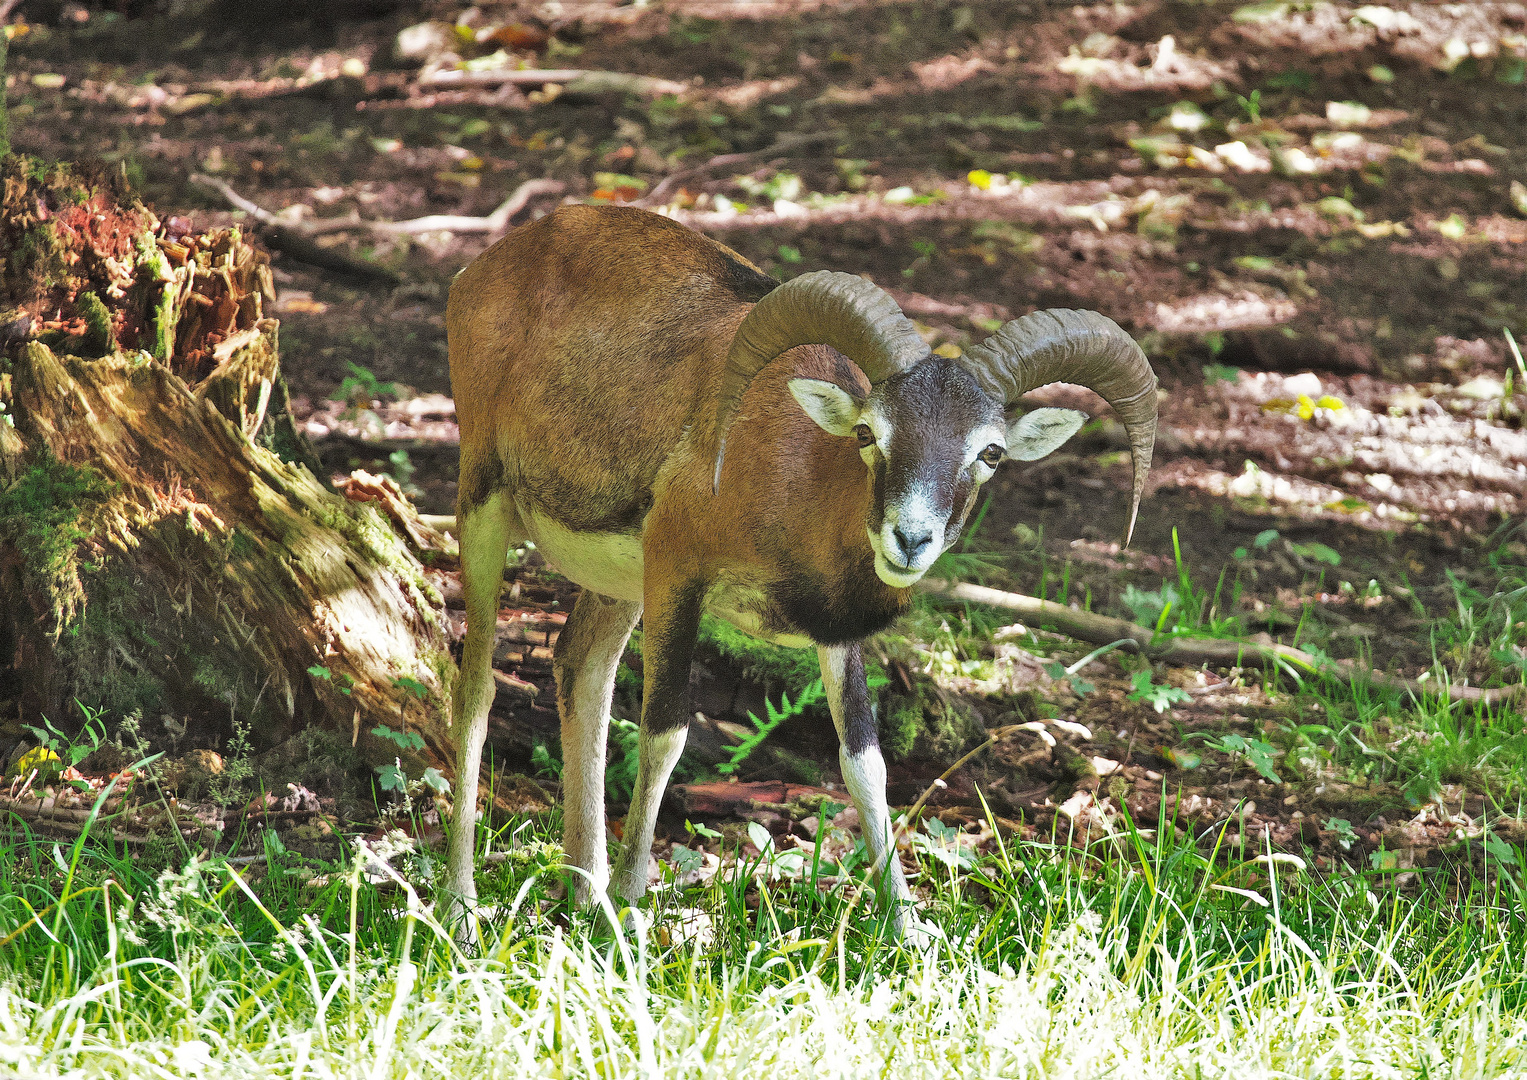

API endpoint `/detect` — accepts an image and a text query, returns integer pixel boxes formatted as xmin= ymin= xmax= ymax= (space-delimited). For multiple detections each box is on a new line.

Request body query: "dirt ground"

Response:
xmin=4 ymin=0 xmax=1526 ymax=882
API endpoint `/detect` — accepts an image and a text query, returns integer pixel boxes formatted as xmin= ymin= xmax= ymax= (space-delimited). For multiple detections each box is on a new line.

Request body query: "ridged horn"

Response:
xmin=960 ymin=309 xmax=1158 ymax=546
xmin=713 ymin=271 xmax=928 ymax=490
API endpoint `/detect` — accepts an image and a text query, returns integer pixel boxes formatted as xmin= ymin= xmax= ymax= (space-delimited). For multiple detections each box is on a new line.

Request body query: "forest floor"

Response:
xmin=4 ymin=0 xmax=1527 ymax=899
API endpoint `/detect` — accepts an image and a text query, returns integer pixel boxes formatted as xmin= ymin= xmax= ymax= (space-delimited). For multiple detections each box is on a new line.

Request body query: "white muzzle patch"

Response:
xmin=870 ymin=492 xmax=946 ymax=587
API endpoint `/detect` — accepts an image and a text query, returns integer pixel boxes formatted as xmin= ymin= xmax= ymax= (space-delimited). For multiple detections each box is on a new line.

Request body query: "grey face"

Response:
xmin=791 ymin=358 xmax=1004 ymax=587
xmin=857 ymin=360 xmax=1005 ymax=585
xmin=789 ymin=357 xmax=1090 ymax=588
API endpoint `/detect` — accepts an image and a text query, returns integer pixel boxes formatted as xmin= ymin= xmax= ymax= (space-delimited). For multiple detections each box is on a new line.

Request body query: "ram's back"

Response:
xmin=447 ymin=205 xmax=777 ymax=526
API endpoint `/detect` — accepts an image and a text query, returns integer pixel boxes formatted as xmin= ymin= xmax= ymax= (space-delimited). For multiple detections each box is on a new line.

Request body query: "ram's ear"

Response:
xmin=1005 ymin=407 xmax=1088 ymax=461
xmin=788 ymin=378 xmax=865 ymax=437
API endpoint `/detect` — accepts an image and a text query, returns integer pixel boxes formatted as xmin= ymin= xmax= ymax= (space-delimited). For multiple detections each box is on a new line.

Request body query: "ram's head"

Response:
xmin=715 ymin=272 xmax=1158 ymax=587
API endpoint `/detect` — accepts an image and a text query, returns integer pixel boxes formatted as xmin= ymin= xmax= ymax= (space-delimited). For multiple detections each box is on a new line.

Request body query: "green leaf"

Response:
xmin=1291 ymin=541 xmax=1341 ymax=566
xmin=393 ymin=676 xmax=429 ymax=700
xmin=1484 ymin=834 xmax=1520 ymax=866
xmin=746 ymin=821 xmax=774 ymax=854
xmin=370 ymin=724 xmax=425 ymax=752
xmin=420 ymin=767 xmax=451 ymax=794
xmin=924 ymin=817 xmax=957 ymax=841
xmin=1165 ymin=747 xmax=1201 ymax=770
xmin=307 ymin=665 xmax=332 ymax=680
xmin=375 ymin=763 xmax=407 ymax=794
xmin=1227 ymin=735 xmax=1282 ymax=783
xmin=1253 ymin=529 xmax=1280 ymax=550
xmin=1127 ymin=670 xmax=1192 ymax=713
xmin=1194 ymin=733 xmax=1283 ymax=783
xmin=670 ymin=844 xmax=703 ymax=876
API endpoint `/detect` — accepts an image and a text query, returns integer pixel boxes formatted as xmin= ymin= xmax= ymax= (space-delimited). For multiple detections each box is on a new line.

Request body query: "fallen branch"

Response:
xmin=918 ymin=579 xmax=1525 ymax=707
xmin=191 ymin=171 xmax=279 ymax=225
xmin=638 ymin=132 xmax=837 ymax=207
xmin=190 ymin=173 xmax=401 ymax=285
xmin=0 ymin=798 xmax=205 ymax=844
xmin=368 ymin=178 xmax=566 ymax=236
xmin=191 ymin=172 xmax=564 ymax=248
xmin=418 ymin=67 xmax=685 ymax=98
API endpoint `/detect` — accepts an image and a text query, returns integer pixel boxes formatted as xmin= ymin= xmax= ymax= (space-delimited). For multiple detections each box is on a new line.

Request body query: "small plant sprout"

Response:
xmin=715 ymin=680 xmax=826 ymax=775
xmin=913 ymin=816 xmax=976 ymax=871
xmin=1127 ymin=670 xmax=1192 ymax=713
xmin=370 ymin=724 xmax=425 ymax=753
xmin=1189 ymin=732 xmax=1283 ymax=783
xmin=1326 ymin=817 xmax=1358 ymax=851
xmin=308 ymin=665 xmax=355 ymax=696
xmin=330 ymin=361 xmax=398 ymax=407
xmin=24 ymin=705 xmax=107 ymax=777
xmin=1044 ymin=638 xmax=1136 ymax=696
xmin=393 ymin=676 xmax=429 ymax=700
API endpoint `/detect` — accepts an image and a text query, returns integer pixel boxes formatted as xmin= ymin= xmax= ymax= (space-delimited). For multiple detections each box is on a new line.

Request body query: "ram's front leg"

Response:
xmin=609 ymin=578 xmax=703 ymax=905
xmin=819 ymin=643 xmax=913 ymax=935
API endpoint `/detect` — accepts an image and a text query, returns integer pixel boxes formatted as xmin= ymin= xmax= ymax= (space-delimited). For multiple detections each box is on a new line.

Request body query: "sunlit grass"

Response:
xmin=4 ymin=795 xmax=1527 ymax=1078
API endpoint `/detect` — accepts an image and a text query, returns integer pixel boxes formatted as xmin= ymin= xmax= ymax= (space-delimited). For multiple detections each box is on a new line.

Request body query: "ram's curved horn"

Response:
xmin=713 ymin=271 xmax=929 ymax=490
xmin=960 ymin=309 xmax=1158 ymax=545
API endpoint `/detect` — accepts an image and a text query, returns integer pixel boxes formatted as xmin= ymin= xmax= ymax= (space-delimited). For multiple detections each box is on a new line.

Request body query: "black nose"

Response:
xmin=891 ymin=525 xmax=933 ymax=565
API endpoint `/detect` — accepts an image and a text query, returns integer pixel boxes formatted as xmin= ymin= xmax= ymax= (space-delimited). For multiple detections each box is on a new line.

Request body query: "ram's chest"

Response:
xmin=522 ymin=510 xmax=645 ymax=602
xmin=705 ymin=582 xmax=815 ymax=649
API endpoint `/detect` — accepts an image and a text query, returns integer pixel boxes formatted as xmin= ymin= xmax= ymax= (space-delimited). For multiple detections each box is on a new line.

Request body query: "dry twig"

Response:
xmin=190 ymin=172 xmax=401 ymax=284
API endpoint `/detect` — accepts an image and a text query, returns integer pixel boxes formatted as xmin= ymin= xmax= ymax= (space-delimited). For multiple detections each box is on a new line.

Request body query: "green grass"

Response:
xmin=4 ymin=785 xmax=1527 ymax=1076
xmin=951 ymin=517 xmax=1527 ymax=813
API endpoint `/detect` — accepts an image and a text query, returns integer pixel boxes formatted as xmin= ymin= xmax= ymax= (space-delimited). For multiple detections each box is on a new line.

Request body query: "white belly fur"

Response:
xmin=522 ymin=510 xmax=645 ymax=602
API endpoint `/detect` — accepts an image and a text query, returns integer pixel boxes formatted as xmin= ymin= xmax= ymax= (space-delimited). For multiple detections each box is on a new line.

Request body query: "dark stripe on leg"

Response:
xmin=838 ymin=645 xmax=879 ymax=757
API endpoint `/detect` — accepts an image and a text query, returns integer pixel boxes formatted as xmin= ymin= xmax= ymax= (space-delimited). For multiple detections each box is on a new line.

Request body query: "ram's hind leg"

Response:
xmin=446 ymin=489 xmax=521 ymax=923
xmin=554 ymin=589 xmax=642 ymax=905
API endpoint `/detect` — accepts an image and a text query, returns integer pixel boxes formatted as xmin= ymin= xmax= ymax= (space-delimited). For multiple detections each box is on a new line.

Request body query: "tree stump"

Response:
xmin=0 ymin=157 xmax=455 ymax=772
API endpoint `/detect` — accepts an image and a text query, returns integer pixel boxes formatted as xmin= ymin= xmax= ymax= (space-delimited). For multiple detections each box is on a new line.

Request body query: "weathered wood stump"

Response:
xmin=0 ymin=157 xmax=454 ymax=771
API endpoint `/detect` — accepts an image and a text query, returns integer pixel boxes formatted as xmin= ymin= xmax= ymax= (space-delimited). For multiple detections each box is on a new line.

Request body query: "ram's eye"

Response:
xmin=854 ymin=424 xmax=875 ymax=448
xmin=979 ymin=444 xmax=1005 ymax=468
